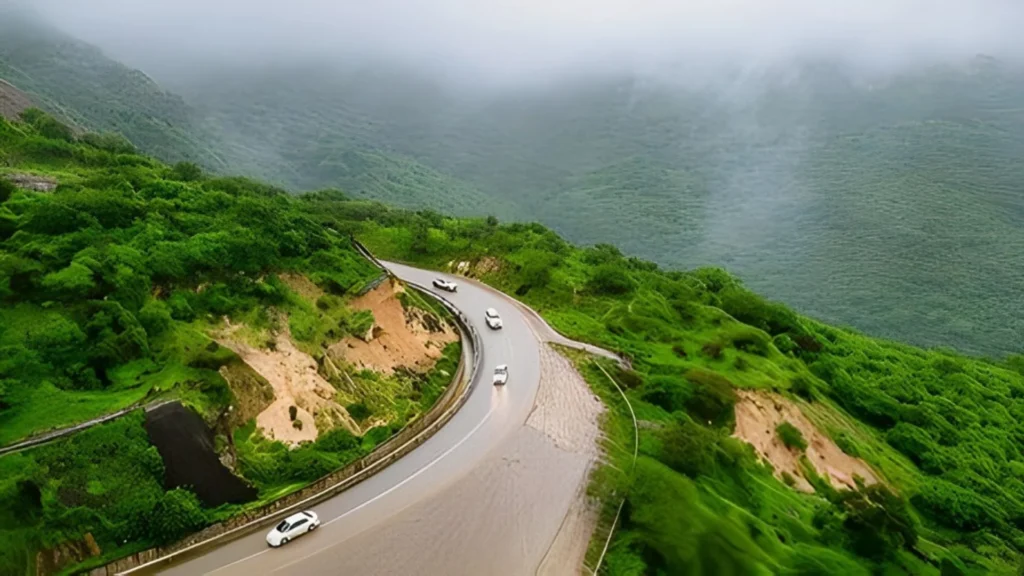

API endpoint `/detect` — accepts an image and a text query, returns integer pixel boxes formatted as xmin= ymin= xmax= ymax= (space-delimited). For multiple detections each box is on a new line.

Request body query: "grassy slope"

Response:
xmin=0 ymin=114 xmax=460 ymax=574
xmin=358 ymin=213 xmax=1024 ymax=575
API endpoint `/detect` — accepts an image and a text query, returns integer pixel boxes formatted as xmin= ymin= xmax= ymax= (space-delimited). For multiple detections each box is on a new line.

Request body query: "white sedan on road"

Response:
xmin=267 ymin=511 xmax=320 ymax=547
xmin=485 ymin=307 xmax=503 ymax=329
xmin=493 ymin=364 xmax=509 ymax=386
xmin=432 ymin=278 xmax=458 ymax=292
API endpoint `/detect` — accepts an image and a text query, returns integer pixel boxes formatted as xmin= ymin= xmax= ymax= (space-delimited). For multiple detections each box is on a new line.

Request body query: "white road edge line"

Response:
xmin=208 ymin=406 xmax=496 ymax=575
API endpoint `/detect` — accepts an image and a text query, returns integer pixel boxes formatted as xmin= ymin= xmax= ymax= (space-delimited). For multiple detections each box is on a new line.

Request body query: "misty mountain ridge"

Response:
xmin=0 ymin=16 xmax=1021 ymax=357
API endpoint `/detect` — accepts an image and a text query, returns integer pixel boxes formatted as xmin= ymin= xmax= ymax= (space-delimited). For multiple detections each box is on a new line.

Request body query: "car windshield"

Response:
xmin=496 ymin=367 xmax=507 ymax=374
xmin=276 ymin=521 xmax=289 ymax=532
xmin=486 ymin=310 xmax=498 ymax=317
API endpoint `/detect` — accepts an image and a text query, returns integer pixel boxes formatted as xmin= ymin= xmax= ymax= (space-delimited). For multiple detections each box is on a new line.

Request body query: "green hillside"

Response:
xmin=3 ymin=17 xmax=1019 ymax=356
xmin=2 ymin=100 xmax=1023 ymax=574
xmin=0 ymin=11 xmax=225 ymax=170
xmin=168 ymin=60 xmax=1024 ymax=357
xmin=356 ymin=206 xmax=1024 ymax=575
xmin=0 ymin=111 xmax=459 ymax=574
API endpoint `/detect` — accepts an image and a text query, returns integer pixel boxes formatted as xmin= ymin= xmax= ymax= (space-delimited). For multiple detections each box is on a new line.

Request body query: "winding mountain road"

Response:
xmin=147 ymin=261 xmax=615 ymax=575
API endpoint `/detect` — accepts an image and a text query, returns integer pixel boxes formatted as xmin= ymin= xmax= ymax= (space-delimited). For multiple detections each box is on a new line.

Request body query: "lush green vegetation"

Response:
xmin=0 ymin=108 xmax=379 ymax=442
xmin=358 ymin=211 xmax=1024 ymax=574
xmin=0 ymin=111 xmax=460 ymax=574
xmin=0 ymin=412 xmax=206 ymax=575
xmin=3 ymin=18 xmax=1022 ymax=358
xmin=2 ymin=29 xmax=1023 ymax=571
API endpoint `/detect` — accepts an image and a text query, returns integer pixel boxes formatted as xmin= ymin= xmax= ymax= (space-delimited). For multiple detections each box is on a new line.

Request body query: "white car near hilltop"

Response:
xmin=266 ymin=511 xmax=320 ymax=547
xmin=485 ymin=308 xmax=503 ymax=329
xmin=493 ymin=364 xmax=509 ymax=386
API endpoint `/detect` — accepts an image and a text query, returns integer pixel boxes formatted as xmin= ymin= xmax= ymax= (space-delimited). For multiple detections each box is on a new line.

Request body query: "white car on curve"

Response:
xmin=493 ymin=364 xmax=509 ymax=386
xmin=485 ymin=308 xmax=503 ymax=329
xmin=267 ymin=511 xmax=320 ymax=547
xmin=432 ymin=278 xmax=458 ymax=292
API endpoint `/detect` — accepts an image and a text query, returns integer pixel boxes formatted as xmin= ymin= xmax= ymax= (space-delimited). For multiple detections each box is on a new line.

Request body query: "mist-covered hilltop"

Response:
xmin=144 ymin=56 xmax=1024 ymax=358
xmin=1 ymin=6 xmax=1023 ymax=357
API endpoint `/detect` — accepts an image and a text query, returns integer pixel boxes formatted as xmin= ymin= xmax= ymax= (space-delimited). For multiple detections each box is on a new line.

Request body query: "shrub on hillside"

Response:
xmin=701 ymin=340 xmax=725 ymax=359
xmin=147 ymin=488 xmax=209 ymax=543
xmin=718 ymin=285 xmax=804 ymax=338
xmin=516 ymin=249 xmax=560 ymax=290
xmin=727 ymin=327 xmax=772 ymax=356
xmin=588 ymin=263 xmax=636 ymax=295
xmin=911 ymin=479 xmax=1007 ymax=531
xmin=885 ymin=423 xmax=938 ymax=469
xmin=170 ymin=161 xmax=203 ymax=181
xmin=659 ymin=416 xmax=720 ymax=477
xmin=639 ymin=375 xmax=693 ymax=413
xmin=682 ymin=369 xmax=737 ymax=427
xmin=833 ymin=431 xmax=861 ymax=458
xmin=790 ymin=374 xmax=816 ymax=400
xmin=690 ymin=267 xmax=736 ymax=294
xmin=612 ymin=367 xmax=644 ymax=390
xmin=138 ymin=299 xmax=173 ymax=338
xmin=81 ymin=132 xmax=137 ymax=154
xmin=777 ymin=421 xmax=808 ymax=452
xmin=0 ymin=178 xmax=14 ymax=203
xmin=20 ymin=108 xmax=74 ymax=142
xmin=838 ymin=485 xmax=918 ymax=561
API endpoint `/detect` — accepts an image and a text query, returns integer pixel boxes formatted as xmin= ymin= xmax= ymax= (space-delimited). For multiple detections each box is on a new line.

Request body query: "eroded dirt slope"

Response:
xmin=213 ymin=275 xmax=456 ymax=447
xmin=733 ymin=390 xmax=879 ymax=492
xmin=330 ymin=278 xmax=457 ymax=375
xmin=0 ymin=79 xmax=32 ymax=120
xmin=215 ymin=321 xmax=359 ymax=446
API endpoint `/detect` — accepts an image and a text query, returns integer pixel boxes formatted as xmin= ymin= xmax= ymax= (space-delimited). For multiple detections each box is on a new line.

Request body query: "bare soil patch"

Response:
xmin=3 ymin=172 xmax=58 ymax=192
xmin=35 ymin=533 xmax=101 ymax=576
xmin=215 ymin=322 xmax=359 ymax=446
xmin=330 ymin=278 xmax=456 ymax=375
xmin=0 ymin=79 xmax=32 ymax=121
xmin=733 ymin=390 xmax=879 ymax=492
xmin=449 ymin=256 xmax=502 ymax=278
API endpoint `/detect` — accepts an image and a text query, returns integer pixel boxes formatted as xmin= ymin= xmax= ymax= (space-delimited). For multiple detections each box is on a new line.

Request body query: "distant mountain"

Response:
xmin=0 ymin=13 xmax=508 ymax=216
xmin=0 ymin=11 xmax=225 ymax=168
xmin=2 ymin=11 xmax=1022 ymax=355
xmin=165 ymin=58 xmax=1024 ymax=356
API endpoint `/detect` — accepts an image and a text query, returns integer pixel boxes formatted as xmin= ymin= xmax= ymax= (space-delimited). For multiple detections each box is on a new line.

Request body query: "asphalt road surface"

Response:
xmin=151 ymin=262 xmax=597 ymax=576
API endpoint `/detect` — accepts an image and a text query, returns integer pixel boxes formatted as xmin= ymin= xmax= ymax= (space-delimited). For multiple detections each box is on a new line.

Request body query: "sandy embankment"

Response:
xmin=329 ymin=278 xmax=458 ymax=375
xmin=215 ymin=276 xmax=457 ymax=447
xmin=217 ymin=327 xmax=360 ymax=446
xmin=733 ymin=390 xmax=878 ymax=492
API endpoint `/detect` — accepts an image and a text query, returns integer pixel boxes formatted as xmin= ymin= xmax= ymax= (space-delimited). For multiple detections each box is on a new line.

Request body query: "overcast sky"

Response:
xmin=24 ymin=0 xmax=1024 ymax=83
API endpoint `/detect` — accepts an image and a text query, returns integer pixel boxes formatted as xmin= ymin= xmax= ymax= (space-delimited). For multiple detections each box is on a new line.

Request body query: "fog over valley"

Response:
xmin=3 ymin=0 xmax=1023 ymax=358
xmin=23 ymin=0 xmax=1024 ymax=85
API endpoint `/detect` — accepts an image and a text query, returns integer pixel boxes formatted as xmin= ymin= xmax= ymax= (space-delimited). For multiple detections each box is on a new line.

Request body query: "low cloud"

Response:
xmin=24 ymin=0 xmax=1024 ymax=84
